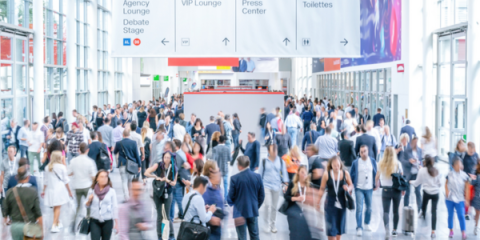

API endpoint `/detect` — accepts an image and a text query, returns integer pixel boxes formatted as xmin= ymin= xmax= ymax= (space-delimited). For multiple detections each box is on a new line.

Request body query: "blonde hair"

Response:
xmin=399 ymin=133 xmax=410 ymax=143
xmin=211 ymin=131 xmax=221 ymax=142
xmin=422 ymin=126 xmax=432 ymax=143
xmin=291 ymin=165 xmax=310 ymax=196
xmin=202 ymin=160 xmax=218 ymax=177
xmin=141 ymin=126 xmax=149 ymax=143
xmin=288 ymin=145 xmax=301 ymax=160
xmin=48 ymin=151 xmax=63 ymax=172
xmin=378 ymin=147 xmax=399 ymax=177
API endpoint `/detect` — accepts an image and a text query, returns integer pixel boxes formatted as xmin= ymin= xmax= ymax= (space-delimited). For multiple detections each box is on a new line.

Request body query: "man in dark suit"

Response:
xmin=5 ymin=119 xmax=21 ymax=152
xmin=240 ymin=133 xmax=261 ymax=170
xmin=205 ymin=116 xmax=220 ymax=144
xmin=372 ymin=108 xmax=385 ymax=127
xmin=399 ymin=137 xmax=423 ymax=211
xmin=302 ymin=122 xmax=321 ymax=151
xmin=361 ymin=108 xmax=371 ymax=126
xmin=90 ymin=105 xmax=98 ymax=128
xmin=227 ymin=155 xmax=265 ymax=240
xmin=400 ymin=120 xmax=416 ymax=143
xmin=212 ymin=136 xmax=232 ymax=201
xmin=355 ymin=125 xmax=378 ymax=160
xmin=338 ymin=131 xmax=356 ymax=169
xmin=87 ymin=131 xmax=110 ymax=170
xmin=113 ymin=128 xmax=141 ymax=201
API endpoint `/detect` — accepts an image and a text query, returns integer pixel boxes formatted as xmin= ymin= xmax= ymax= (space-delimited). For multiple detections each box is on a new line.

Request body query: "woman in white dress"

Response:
xmin=41 ymin=150 xmax=73 ymax=233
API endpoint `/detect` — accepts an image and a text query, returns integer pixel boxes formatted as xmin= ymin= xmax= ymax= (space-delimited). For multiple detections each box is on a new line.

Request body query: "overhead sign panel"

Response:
xmin=113 ymin=0 xmax=361 ymax=57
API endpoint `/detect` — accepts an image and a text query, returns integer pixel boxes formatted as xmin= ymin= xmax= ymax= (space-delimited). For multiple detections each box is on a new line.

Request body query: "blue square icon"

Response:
xmin=123 ymin=38 xmax=131 ymax=46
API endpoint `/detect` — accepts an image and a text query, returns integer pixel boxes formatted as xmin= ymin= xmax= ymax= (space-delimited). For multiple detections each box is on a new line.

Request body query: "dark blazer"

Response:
xmin=88 ymin=141 xmax=110 ymax=170
xmin=113 ymin=138 xmax=141 ymax=171
xmin=232 ymin=119 xmax=242 ymax=135
xmin=90 ymin=112 xmax=97 ymax=124
xmin=338 ymin=139 xmax=356 ymax=167
xmin=227 ymin=168 xmax=265 ymax=219
xmin=373 ymin=113 xmax=385 ymax=127
xmin=6 ymin=126 xmax=21 ymax=150
xmin=204 ymin=123 xmax=220 ymax=144
xmin=360 ymin=114 xmax=371 ymax=125
xmin=241 ymin=140 xmax=261 ymax=170
xmin=355 ymin=134 xmax=378 ymax=160
xmin=302 ymin=130 xmax=321 ymax=151
xmin=400 ymin=125 xmax=416 ymax=143
xmin=350 ymin=157 xmax=377 ymax=189
xmin=399 ymin=145 xmax=423 ymax=180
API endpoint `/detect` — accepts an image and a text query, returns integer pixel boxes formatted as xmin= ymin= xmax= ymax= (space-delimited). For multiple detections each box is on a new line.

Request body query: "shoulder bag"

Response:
xmin=177 ymin=193 xmax=211 ymax=240
xmin=343 ymin=170 xmax=355 ymax=211
xmin=12 ymin=187 xmax=43 ymax=240
xmin=120 ymin=141 xmax=139 ymax=174
xmin=391 ymin=162 xmax=409 ymax=191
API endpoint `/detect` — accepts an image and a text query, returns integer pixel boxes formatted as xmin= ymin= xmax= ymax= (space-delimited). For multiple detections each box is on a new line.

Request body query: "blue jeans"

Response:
xmin=355 ymin=188 xmax=373 ymax=230
xmin=170 ymin=185 xmax=184 ymax=220
xmin=19 ymin=145 xmax=27 ymax=158
xmin=232 ymin=133 xmax=239 ymax=149
xmin=236 ymin=217 xmax=259 ymax=240
xmin=225 ymin=140 xmax=232 ymax=153
xmin=287 ymin=127 xmax=298 ymax=147
xmin=223 ymin=175 xmax=229 ymax=201
xmin=260 ymin=127 xmax=265 ymax=144
xmin=446 ymin=200 xmax=466 ymax=231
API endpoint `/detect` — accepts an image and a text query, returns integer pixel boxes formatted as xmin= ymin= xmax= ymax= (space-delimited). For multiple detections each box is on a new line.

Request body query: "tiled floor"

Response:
xmin=0 ymin=145 xmax=478 ymax=240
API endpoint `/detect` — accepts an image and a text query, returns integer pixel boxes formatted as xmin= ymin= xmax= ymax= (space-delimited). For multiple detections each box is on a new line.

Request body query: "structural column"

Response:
xmin=32 ymin=0 xmax=44 ymax=123
xmin=422 ymin=0 xmax=434 ymax=129
xmin=90 ymin=0 xmax=98 ymax=108
xmin=66 ymin=0 xmax=77 ymax=123
xmin=467 ymin=0 xmax=480 ymax=146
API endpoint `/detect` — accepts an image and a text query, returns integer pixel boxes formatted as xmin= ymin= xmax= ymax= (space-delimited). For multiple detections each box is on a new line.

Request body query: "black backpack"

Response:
xmin=96 ymin=144 xmax=110 ymax=170
xmin=391 ymin=173 xmax=409 ymax=191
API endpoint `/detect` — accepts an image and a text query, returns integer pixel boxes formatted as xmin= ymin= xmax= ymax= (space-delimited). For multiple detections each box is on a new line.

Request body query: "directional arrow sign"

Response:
xmin=340 ymin=38 xmax=348 ymax=46
xmin=161 ymin=38 xmax=169 ymax=45
xmin=283 ymin=38 xmax=290 ymax=46
xmin=222 ymin=38 xmax=230 ymax=46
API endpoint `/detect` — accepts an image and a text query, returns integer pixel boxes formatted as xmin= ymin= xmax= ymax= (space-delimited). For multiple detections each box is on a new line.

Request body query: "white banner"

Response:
xmin=113 ymin=0 xmax=361 ymax=57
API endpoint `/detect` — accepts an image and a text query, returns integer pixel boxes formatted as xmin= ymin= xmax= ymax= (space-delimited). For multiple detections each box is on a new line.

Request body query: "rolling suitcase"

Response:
xmin=402 ymin=185 xmax=416 ymax=237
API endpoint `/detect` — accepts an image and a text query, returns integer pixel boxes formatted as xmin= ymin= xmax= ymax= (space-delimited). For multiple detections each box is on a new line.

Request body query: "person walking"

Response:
xmin=171 ymin=139 xmax=188 ymax=222
xmin=42 ymin=151 xmax=73 ymax=233
xmin=282 ymin=145 xmax=302 ymax=181
xmin=148 ymin=108 xmax=158 ymax=132
xmin=118 ymin=179 xmax=153 ymax=240
xmin=113 ymin=129 xmax=141 ymax=201
xmin=145 ymin=151 xmax=177 ymax=240
xmin=285 ymin=108 xmax=303 ymax=147
xmin=65 ymin=122 xmax=84 ymax=164
xmin=284 ymin=165 xmax=314 ymax=240
xmin=88 ymin=131 xmax=111 ymax=171
xmin=2 ymin=166 xmax=43 ymax=240
xmin=85 ymin=170 xmax=119 ymax=240
xmin=316 ymin=156 xmax=354 ymax=240
xmin=421 ymin=126 xmax=437 ymax=162
xmin=314 ymin=127 xmax=339 ymax=162
xmin=137 ymin=106 xmax=147 ymax=128
xmin=380 ymin=126 xmax=397 ymax=161
xmin=223 ymin=115 xmax=234 ymax=151
xmin=372 ymin=108 xmax=385 ymax=127
xmin=445 ymin=157 xmax=469 ymax=239
xmin=239 ymin=132 xmax=261 ymax=170
xmin=399 ymin=120 xmax=417 ymax=143
xmin=375 ymin=147 xmax=403 ymax=237
xmin=258 ymin=144 xmax=289 ymax=233
xmin=27 ymin=122 xmax=43 ymax=174
xmin=173 ymin=118 xmax=186 ymax=142
xmin=471 ymin=160 xmax=480 ymax=235
xmin=355 ymin=125 xmax=378 ymax=161
xmin=212 ymin=135 xmax=231 ymax=202
xmin=232 ymin=113 xmax=242 ymax=149
xmin=264 ymin=122 xmax=276 ymax=147
xmin=0 ymin=146 xmax=18 ymax=193
xmin=411 ymin=155 xmax=442 ymax=239
xmin=98 ymin=118 xmax=114 ymax=152
xmin=302 ymin=122 xmax=320 ymax=151
xmin=201 ymin=162 xmax=224 ymax=240
xmin=275 ymin=126 xmax=292 ymax=159
xmin=112 ymin=120 xmax=124 ymax=147
xmin=68 ymin=142 xmax=97 ymax=231
xmin=17 ymin=119 xmax=30 ymax=159
xmin=182 ymin=158 xmax=204 ymax=192
xmin=182 ymin=176 xmax=218 ymax=234
xmin=338 ymin=131 xmax=356 ymax=171
xmin=227 ymin=156 xmax=265 ymax=240
xmin=349 ymin=145 xmax=377 ymax=236
xmin=400 ymin=136 xmax=423 ymax=212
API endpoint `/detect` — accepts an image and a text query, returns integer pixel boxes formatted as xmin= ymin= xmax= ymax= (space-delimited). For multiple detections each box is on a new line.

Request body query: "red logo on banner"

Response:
xmin=397 ymin=64 xmax=404 ymax=72
xmin=133 ymin=38 xmax=141 ymax=46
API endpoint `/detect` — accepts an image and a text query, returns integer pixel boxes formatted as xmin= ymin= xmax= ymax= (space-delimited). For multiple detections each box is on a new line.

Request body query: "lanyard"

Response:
xmin=8 ymin=160 xmax=14 ymax=176
xmin=297 ymin=182 xmax=306 ymax=204
xmin=331 ymin=170 xmax=341 ymax=202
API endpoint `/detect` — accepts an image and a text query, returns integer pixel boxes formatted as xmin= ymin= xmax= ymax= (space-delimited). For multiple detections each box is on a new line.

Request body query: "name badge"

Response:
xmin=335 ymin=201 xmax=342 ymax=209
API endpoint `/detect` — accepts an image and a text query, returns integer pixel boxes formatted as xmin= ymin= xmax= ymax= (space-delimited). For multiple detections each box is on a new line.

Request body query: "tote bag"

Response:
xmin=161 ymin=205 xmax=170 ymax=240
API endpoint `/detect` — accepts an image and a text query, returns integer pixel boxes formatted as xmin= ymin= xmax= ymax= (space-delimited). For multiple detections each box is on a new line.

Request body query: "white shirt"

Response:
xmin=367 ymin=129 xmax=381 ymax=154
xmin=129 ymin=132 xmax=143 ymax=156
xmin=28 ymin=130 xmax=44 ymax=152
xmin=380 ymin=162 xmax=403 ymax=187
xmin=68 ymin=154 xmax=97 ymax=189
xmin=284 ymin=114 xmax=302 ymax=128
xmin=81 ymin=128 xmax=91 ymax=145
xmin=357 ymin=158 xmax=373 ymax=190
xmin=421 ymin=138 xmax=437 ymax=157
xmin=173 ymin=124 xmax=186 ymax=142
xmin=343 ymin=118 xmax=357 ymax=134
xmin=411 ymin=167 xmax=442 ymax=194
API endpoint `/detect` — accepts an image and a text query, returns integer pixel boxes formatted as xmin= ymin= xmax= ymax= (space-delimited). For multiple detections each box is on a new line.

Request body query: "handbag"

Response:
xmin=78 ymin=217 xmax=90 ymax=235
xmin=120 ymin=142 xmax=139 ymax=174
xmin=278 ymin=201 xmax=289 ymax=215
xmin=205 ymin=140 xmax=213 ymax=159
xmin=12 ymin=187 xmax=43 ymax=240
xmin=343 ymin=170 xmax=355 ymax=210
xmin=391 ymin=163 xmax=409 ymax=191
xmin=152 ymin=179 xmax=166 ymax=198
xmin=161 ymin=205 xmax=170 ymax=240
xmin=177 ymin=194 xmax=211 ymax=240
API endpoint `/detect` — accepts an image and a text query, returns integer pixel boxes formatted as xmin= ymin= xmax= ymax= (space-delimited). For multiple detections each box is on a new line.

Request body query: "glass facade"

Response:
xmin=317 ymin=69 xmax=392 ymax=126
xmin=76 ymin=0 xmax=91 ymax=116
xmin=97 ymin=1 xmax=109 ymax=108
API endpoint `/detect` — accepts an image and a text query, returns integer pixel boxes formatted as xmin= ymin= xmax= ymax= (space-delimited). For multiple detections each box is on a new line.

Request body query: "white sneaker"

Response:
xmin=57 ymin=222 xmax=63 ymax=229
xmin=51 ymin=226 xmax=60 ymax=233
xmin=357 ymin=228 xmax=363 ymax=236
xmin=475 ymin=227 xmax=478 ymax=236
xmin=271 ymin=226 xmax=278 ymax=233
xmin=364 ymin=224 xmax=371 ymax=231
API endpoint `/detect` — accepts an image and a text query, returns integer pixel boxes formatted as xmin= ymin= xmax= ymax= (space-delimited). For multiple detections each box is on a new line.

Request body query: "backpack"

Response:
xmin=96 ymin=144 xmax=110 ymax=170
xmin=262 ymin=158 xmax=284 ymax=180
xmin=61 ymin=119 xmax=69 ymax=133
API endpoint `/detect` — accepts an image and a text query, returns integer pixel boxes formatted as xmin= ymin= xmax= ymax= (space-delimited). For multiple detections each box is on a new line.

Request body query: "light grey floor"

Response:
xmin=1 ymin=143 xmax=479 ymax=240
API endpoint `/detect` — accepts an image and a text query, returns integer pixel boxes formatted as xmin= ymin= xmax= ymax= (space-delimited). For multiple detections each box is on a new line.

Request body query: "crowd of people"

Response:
xmin=0 ymin=93 xmax=478 ymax=240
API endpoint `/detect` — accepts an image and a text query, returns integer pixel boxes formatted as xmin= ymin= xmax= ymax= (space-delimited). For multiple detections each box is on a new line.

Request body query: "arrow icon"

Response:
xmin=161 ymin=38 xmax=169 ymax=45
xmin=222 ymin=38 xmax=230 ymax=46
xmin=283 ymin=38 xmax=290 ymax=46
xmin=340 ymin=38 xmax=348 ymax=46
